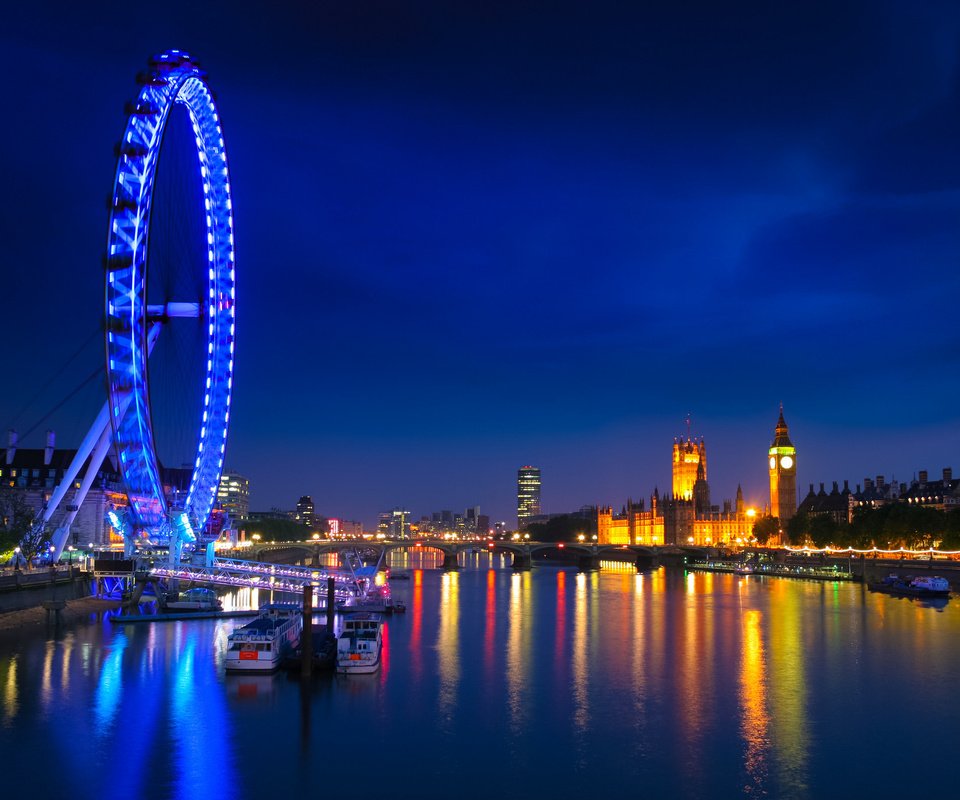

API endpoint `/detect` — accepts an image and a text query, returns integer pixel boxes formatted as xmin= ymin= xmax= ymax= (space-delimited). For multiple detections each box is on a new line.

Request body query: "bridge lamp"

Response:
xmin=578 ymin=534 xmax=585 ymax=543
xmin=312 ymin=533 xmax=320 ymax=541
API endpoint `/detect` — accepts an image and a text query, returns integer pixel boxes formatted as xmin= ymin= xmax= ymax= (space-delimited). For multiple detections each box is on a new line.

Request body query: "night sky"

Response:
xmin=2 ymin=1 xmax=960 ymax=526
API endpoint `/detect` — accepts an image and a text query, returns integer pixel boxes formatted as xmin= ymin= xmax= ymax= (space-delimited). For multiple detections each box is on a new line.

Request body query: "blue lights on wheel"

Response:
xmin=105 ymin=50 xmax=235 ymax=541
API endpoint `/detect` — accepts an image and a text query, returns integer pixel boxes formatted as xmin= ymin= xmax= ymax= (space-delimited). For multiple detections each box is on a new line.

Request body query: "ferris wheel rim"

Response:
xmin=104 ymin=49 xmax=235 ymax=538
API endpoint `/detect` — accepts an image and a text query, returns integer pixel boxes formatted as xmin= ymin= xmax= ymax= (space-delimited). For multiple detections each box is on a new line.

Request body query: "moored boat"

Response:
xmin=869 ymin=574 xmax=951 ymax=598
xmin=225 ymin=603 xmax=303 ymax=672
xmin=161 ymin=586 xmax=222 ymax=612
xmin=336 ymin=612 xmax=383 ymax=674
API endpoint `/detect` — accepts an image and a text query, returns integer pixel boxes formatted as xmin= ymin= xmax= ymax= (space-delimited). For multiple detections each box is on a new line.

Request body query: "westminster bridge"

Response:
xmin=237 ymin=539 xmax=708 ymax=572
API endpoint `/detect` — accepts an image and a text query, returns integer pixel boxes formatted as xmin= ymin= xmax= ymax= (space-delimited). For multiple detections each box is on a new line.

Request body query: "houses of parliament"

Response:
xmin=597 ymin=410 xmax=797 ymax=546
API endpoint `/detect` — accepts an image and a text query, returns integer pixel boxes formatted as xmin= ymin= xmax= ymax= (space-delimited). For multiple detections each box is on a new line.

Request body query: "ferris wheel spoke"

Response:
xmin=146 ymin=302 xmax=202 ymax=320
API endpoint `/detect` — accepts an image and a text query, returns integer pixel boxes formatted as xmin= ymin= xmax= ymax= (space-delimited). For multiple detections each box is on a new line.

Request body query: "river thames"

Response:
xmin=1 ymin=553 xmax=958 ymax=799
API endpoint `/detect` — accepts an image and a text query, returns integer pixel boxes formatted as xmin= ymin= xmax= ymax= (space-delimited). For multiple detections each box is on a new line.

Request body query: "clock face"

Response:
xmin=769 ymin=456 xmax=776 ymax=469
xmin=780 ymin=455 xmax=794 ymax=470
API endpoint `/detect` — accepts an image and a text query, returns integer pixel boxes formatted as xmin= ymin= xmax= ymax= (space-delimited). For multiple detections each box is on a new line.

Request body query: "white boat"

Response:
xmin=162 ymin=587 xmax=221 ymax=612
xmin=336 ymin=612 xmax=384 ymax=674
xmin=225 ymin=603 xmax=303 ymax=672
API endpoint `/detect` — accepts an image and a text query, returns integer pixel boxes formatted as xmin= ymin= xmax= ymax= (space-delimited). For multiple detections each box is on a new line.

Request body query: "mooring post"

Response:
xmin=301 ymin=584 xmax=313 ymax=678
xmin=326 ymin=577 xmax=335 ymax=634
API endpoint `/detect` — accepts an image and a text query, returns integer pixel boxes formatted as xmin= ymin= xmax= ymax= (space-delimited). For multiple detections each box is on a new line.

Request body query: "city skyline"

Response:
xmin=1 ymin=3 xmax=959 ymax=526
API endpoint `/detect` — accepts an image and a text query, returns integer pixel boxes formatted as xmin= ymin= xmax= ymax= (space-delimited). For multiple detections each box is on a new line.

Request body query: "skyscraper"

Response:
xmin=295 ymin=495 xmax=315 ymax=527
xmin=768 ymin=406 xmax=797 ymax=522
xmin=216 ymin=472 xmax=250 ymax=522
xmin=517 ymin=465 xmax=541 ymax=529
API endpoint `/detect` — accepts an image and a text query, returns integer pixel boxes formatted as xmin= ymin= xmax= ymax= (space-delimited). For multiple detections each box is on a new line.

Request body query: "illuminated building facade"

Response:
xmin=216 ymin=472 xmax=250 ymax=522
xmin=673 ymin=437 xmax=706 ymax=500
xmin=598 ymin=436 xmax=754 ymax=546
xmin=768 ymin=407 xmax=797 ymax=522
xmin=517 ymin=465 xmax=542 ymax=529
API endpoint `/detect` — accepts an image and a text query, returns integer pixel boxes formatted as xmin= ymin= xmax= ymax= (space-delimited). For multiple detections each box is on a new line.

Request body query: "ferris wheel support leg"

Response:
xmin=44 ymin=324 xmax=161 ymax=561
xmin=49 ymin=419 xmax=116 ymax=561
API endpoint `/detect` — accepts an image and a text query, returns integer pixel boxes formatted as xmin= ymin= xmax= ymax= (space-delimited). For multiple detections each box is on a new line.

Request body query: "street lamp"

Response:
xmin=13 ymin=546 xmax=21 ymax=572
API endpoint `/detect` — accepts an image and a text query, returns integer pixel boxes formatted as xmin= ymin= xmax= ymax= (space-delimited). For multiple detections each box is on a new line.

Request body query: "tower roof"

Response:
xmin=772 ymin=405 xmax=793 ymax=447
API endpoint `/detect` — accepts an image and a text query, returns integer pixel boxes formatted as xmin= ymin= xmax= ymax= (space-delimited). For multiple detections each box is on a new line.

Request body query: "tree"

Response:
xmin=526 ymin=512 xmax=597 ymax=543
xmin=785 ymin=511 xmax=809 ymax=545
xmin=808 ymin=514 xmax=838 ymax=548
xmin=752 ymin=515 xmax=780 ymax=545
xmin=0 ymin=486 xmax=34 ymax=562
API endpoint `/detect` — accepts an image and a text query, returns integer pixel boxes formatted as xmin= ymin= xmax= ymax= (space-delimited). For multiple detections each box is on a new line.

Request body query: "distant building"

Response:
xmin=216 ymin=472 xmax=250 ymax=523
xmin=378 ymin=508 xmax=409 ymax=538
xmin=248 ymin=508 xmax=293 ymax=522
xmin=768 ymin=407 xmax=798 ymax=522
xmin=295 ymin=495 xmax=315 ymax=527
xmin=517 ymin=465 xmax=542 ymax=529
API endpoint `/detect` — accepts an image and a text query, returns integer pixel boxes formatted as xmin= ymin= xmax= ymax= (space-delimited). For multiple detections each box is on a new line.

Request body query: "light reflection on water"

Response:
xmin=2 ymin=559 xmax=960 ymax=799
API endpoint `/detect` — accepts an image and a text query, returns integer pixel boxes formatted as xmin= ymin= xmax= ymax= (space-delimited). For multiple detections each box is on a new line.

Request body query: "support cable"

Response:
xmin=4 ymin=326 xmax=100 ymax=430
xmin=19 ymin=366 xmax=104 ymax=442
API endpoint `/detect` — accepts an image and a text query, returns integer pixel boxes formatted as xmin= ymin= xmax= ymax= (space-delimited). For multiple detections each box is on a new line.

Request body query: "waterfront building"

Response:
xmin=797 ymin=481 xmax=855 ymax=524
xmin=768 ymin=407 xmax=798 ymax=522
xmin=517 ymin=465 xmax=542 ymax=529
xmin=598 ymin=435 xmax=753 ymax=546
xmin=849 ymin=468 xmax=959 ymax=512
xmin=216 ymin=472 xmax=250 ymax=522
xmin=0 ymin=435 xmax=212 ymax=547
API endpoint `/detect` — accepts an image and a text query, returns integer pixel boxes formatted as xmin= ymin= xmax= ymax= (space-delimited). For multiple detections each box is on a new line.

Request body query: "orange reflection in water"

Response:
xmin=484 ymin=569 xmax=496 ymax=682
xmin=437 ymin=571 xmax=460 ymax=723
xmin=506 ymin=572 xmax=531 ymax=734
xmin=571 ymin=572 xmax=589 ymax=735
xmin=555 ymin=570 xmax=566 ymax=668
xmin=379 ymin=620 xmax=390 ymax=686
xmin=739 ymin=609 xmax=770 ymax=794
xmin=409 ymin=569 xmax=423 ymax=679
xmin=1 ymin=654 xmax=18 ymax=725
xmin=767 ymin=580 xmax=809 ymax=795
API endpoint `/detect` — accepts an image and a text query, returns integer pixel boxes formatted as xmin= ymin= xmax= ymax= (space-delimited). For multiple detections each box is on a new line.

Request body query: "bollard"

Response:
xmin=301 ymin=584 xmax=313 ymax=678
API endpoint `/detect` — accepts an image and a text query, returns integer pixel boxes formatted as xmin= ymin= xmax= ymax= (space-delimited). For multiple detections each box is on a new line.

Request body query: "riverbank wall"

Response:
xmin=0 ymin=569 xmax=91 ymax=614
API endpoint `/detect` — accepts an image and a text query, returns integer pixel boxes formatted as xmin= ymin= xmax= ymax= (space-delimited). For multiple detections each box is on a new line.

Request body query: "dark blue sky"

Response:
xmin=2 ymin=1 xmax=960 ymax=526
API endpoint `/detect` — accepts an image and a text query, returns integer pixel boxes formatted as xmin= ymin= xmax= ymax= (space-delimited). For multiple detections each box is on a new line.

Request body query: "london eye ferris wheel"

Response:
xmin=104 ymin=49 xmax=236 ymax=551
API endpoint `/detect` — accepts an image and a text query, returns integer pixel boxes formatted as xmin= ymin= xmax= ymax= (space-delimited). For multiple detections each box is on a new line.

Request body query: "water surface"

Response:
xmin=1 ymin=556 xmax=957 ymax=799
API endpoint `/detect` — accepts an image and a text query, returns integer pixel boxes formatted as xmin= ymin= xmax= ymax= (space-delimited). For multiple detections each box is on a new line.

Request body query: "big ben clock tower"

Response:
xmin=768 ymin=406 xmax=797 ymax=522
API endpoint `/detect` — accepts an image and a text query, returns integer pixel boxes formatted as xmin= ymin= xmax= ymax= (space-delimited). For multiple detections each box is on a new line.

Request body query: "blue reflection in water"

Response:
xmin=94 ymin=631 xmax=127 ymax=734
xmin=169 ymin=627 xmax=235 ymax=800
